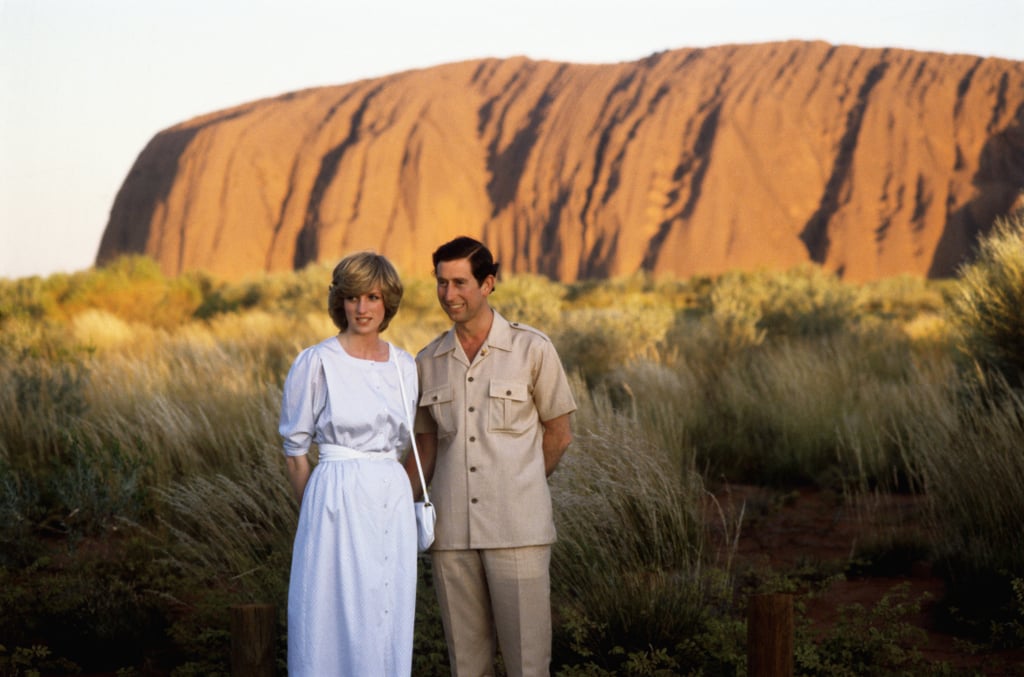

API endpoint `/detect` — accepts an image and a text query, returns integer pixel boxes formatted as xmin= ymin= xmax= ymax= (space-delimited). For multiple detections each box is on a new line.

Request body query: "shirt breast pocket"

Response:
xmin=421 ymin=384 xmax=456 ymax=437
xmin=488 ymin=380 xmax=533 ymax=434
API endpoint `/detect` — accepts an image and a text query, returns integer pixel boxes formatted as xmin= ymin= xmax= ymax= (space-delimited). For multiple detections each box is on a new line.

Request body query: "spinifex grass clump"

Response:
xmin=948 ymin=209 xmax=1024 ymax=387
xmin=897 ymin=374 xmax=1024 ymax=640
xmin=550 ymin=383 xmax=726 ymax=669
xmin=156 ymin=453 xmax=296 ymax=600
xmin=616 ymin=327 xmax=951 ymax=490
xmin=913 ymin=379 xmax=1024 ymax=574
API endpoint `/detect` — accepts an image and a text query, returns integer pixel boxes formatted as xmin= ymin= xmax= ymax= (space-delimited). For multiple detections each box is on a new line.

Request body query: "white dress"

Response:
xmin=279 ymin=337 xmax=419 ymax=677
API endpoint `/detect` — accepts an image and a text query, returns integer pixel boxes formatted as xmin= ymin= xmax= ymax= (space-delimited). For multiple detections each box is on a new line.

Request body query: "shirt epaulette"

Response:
xmin=508 ymin=321 xmax=552 ymax=342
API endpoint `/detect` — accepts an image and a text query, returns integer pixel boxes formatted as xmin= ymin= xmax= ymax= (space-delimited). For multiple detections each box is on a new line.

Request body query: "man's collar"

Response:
xmin=431 ymin=310 xmax=513 ymax=357
xmin=485 ymin=311 xmax=513 ymax=351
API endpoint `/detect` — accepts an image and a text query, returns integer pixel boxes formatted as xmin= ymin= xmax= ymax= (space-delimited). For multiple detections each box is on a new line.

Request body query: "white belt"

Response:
xmin=318 ymin=443 xmax=398 ymax=462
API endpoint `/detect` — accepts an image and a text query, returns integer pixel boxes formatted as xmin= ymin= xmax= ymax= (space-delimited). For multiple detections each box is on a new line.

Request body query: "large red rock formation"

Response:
xmin=97 ymin=41 xmax=1024 ymax=282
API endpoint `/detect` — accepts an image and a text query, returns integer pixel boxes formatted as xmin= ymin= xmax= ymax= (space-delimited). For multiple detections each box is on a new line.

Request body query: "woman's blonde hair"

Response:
xmin=327 ymin=252 xmax=404 ymax=332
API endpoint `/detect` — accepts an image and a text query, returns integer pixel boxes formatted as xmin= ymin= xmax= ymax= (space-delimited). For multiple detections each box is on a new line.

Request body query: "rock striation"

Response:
xmin=97 ymin=41 xmax=1024 ymax=282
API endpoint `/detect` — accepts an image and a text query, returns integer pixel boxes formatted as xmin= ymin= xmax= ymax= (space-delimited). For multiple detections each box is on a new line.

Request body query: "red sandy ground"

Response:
xmin=715 ymin=485 xmax=1024 ymax=675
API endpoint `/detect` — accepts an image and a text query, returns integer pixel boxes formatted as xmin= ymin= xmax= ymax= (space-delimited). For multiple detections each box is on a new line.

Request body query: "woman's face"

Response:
xmin=343 ymin=288 xmax=386 ymax=335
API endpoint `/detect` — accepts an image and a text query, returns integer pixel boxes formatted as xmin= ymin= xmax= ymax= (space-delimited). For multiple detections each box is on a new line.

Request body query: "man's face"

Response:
xmin=435 ymin=258 xmax=492 ymax=325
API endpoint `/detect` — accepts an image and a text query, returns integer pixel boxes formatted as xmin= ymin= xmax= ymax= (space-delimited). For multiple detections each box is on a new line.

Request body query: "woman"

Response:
xmin=279 ymin=252 xmax=418 ymax=676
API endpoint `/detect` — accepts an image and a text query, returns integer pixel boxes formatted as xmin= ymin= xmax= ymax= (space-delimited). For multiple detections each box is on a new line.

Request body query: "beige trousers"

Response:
xmin=431 ymin=545 xmax=552 ymax=677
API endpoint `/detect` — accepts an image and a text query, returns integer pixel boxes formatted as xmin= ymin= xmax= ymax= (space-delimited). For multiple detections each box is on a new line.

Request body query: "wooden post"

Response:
xmin=747 ymin=593 xmax=793 ymax=677
xmin=230 ymin=603 xmax=277 ymax=677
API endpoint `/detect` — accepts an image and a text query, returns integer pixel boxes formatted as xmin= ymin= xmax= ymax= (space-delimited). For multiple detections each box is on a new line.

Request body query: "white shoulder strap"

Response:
xmin=395 ymin=354 xmax=430 ymax=505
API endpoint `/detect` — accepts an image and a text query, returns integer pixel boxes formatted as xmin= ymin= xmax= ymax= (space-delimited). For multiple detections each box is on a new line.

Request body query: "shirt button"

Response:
xmin=469 ymin=436 xmax=476 ymax=442
xmin=468 ymin=376 xmax=474 ymax=382
xmin=468 ymin=406 xmax=475 ymax=413
xmin=470 ymin=466 xmax=477 ymax=472
xmin=471 ymin=498 xmax=478 ymax=504
xmin=506 ymin=390 xmax=512 ymax=396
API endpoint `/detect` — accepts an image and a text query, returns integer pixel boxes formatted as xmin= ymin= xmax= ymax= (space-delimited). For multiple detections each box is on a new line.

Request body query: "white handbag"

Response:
xmin=396 ymin=358 xmax=435 ymax=552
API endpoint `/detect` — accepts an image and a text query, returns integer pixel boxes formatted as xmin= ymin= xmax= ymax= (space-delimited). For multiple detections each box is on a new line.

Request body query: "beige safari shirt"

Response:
xmin=415 ymin=311 xmax=577 ymax=550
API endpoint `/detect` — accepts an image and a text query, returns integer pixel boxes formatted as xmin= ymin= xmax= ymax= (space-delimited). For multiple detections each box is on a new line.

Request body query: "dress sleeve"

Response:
xmin=279 ymin=345 xmax=326 ymax=457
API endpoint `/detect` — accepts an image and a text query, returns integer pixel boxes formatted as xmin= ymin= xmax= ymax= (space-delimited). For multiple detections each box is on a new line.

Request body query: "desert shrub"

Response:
xmin=758 ymin=266 xmax=860 ymax=337
xmin=857 ymin=274 xmax=950 ymax=321
xmin=795 ymin=583 xmax=936 ymax=676
xmin=565 ymin=271 xmax=704 ymax=312
xmin=491 ymin=273 xmax=567 ymax=329
xmin=555 ymin=305 xmax=674 ymax=386
xmin=565 ymin=272 xmax=657 ymax=308
xmin=0 ymin=643 xmax=81 ymax=676
xmin=680 ymin=278 xmax=767 ymax=360
xmin=59 ymin=256 xmax=204 ymax=327
xmin=899 ymin=311 xmax=953 ymax=353
xmin=0 ymin=433 xmax=151 ymax=561
xmin=663 ymin=266 xmax=862 ymax=373
xmin=947 ymin=211 xmax=1024 ymax=387
xmin=709 ymin=266 xmax=859 ymax=340
xmin=0 ymin=255 xmax=202 ymax=328
xmin=0 ymin=273 xmax=67 ymax=322
xmin=46 ymin=437 xmax=151 ymax=534
xmin=193 ymin=263 xmax=331 ymax=320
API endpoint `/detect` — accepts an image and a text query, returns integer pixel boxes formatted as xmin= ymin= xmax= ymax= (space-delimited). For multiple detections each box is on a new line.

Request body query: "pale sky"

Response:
xmin=2 ymin=0 xmax=1022 ymax=280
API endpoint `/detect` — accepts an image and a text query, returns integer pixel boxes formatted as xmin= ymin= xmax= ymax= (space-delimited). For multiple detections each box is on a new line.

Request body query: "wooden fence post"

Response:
xmin=230 ymin=603 xmax=277 ymax=677
xmin=747 ymin=593 xmax=794 ymax=677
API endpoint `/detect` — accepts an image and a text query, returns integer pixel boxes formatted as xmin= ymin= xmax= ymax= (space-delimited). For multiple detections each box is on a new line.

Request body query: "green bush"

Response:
xmin=795 ymin=583 xmax=935 ymax=676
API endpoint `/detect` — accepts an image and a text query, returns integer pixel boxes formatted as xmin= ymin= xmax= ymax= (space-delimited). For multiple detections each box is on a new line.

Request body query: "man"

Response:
xmin=407 ymin=236 xmax=576 ymax=677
